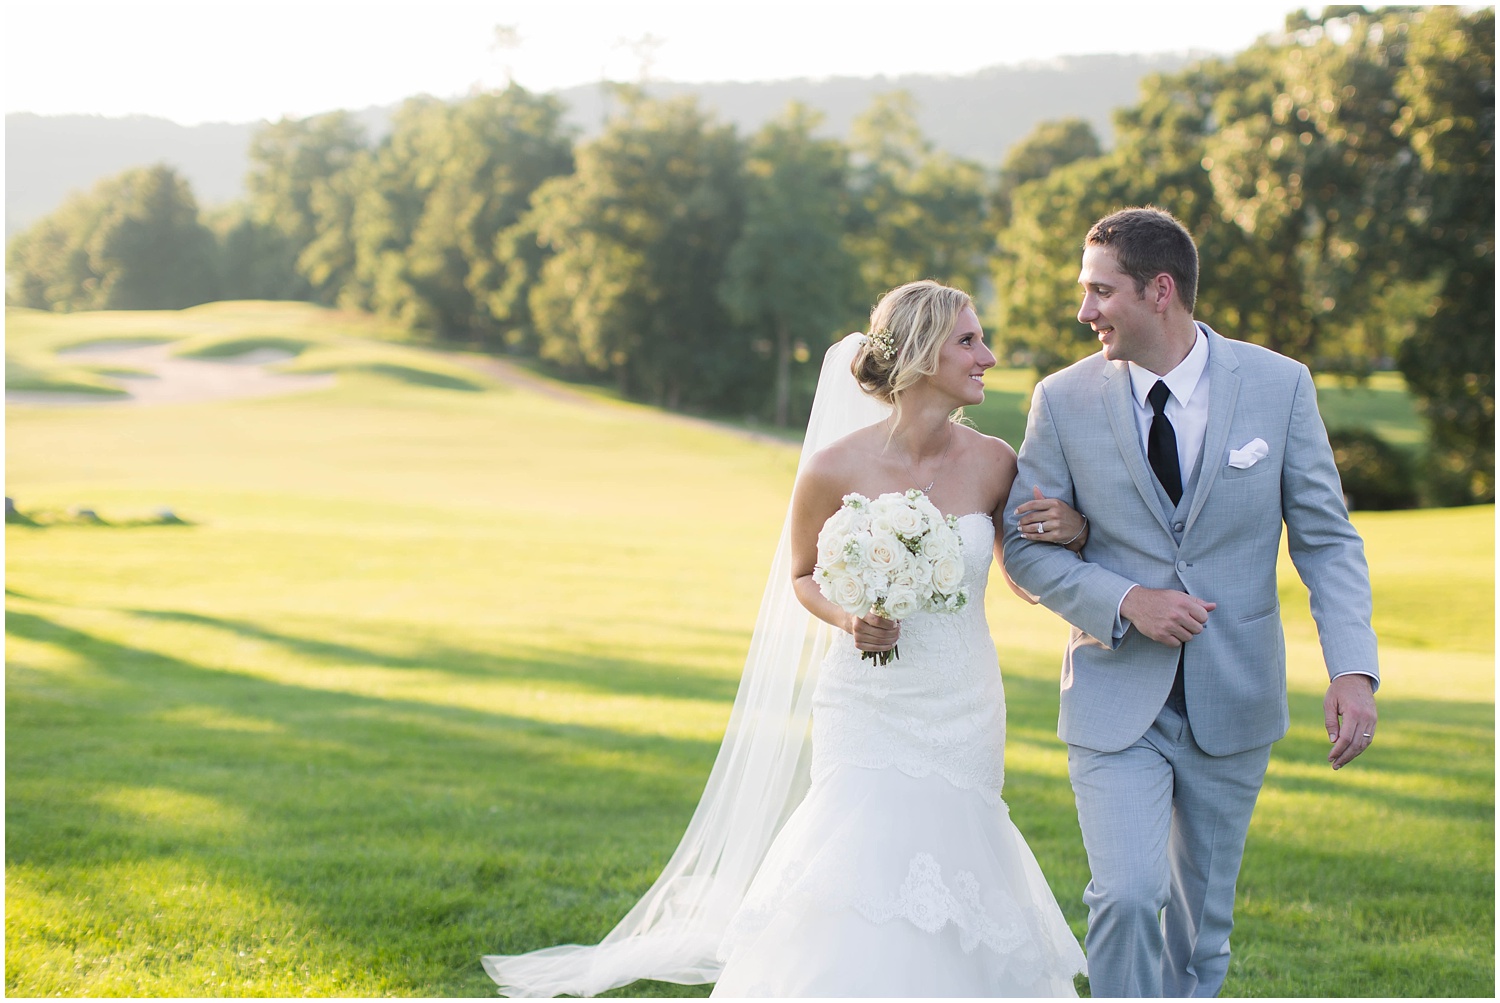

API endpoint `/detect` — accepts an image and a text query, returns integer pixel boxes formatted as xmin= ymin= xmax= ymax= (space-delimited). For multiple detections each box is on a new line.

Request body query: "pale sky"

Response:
xmin=6 ymin=0 xmax=1313 ymax=125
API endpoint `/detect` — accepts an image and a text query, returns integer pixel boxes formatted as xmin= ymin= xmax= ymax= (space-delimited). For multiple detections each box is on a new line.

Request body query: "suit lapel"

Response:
xmin=1184 ymin=327 xmax=1242 ymax=534
xmin=1102 ymin=360 xmax=1174 ymax=537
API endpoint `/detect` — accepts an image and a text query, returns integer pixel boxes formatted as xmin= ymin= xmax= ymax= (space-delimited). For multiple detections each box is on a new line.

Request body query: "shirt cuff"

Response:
xmin=1114 ymin=584 xmax=1139 ymax=643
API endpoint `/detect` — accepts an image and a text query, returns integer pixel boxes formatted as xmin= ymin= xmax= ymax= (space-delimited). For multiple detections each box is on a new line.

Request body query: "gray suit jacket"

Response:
xmin=1003 ymin=325 xmax=1379 ymax=756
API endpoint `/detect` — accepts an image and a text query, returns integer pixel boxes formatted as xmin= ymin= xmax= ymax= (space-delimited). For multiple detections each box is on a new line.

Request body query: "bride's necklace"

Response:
xmin=890 ymin=420 xmax=953 ymax=494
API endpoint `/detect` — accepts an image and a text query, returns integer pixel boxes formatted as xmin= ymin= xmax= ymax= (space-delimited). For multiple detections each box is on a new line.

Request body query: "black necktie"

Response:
xmin=1147 ymin=380 xmax=1183 ymax=505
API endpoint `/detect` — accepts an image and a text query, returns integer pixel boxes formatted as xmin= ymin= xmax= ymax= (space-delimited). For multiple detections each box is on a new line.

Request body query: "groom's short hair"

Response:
xmin=1085 ymin=207 xmax=1199 ymax=313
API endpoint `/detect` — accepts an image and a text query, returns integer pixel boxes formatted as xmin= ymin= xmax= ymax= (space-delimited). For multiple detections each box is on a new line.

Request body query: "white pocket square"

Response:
xmin=1227 ymin=438 xmax=1269 ymax=469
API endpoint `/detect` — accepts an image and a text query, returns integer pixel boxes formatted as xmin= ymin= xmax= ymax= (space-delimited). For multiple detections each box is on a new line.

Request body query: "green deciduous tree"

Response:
xmin=1391 ymin=6 xmax=1495 ymax=503
xmin=991 ymin=6 xmax=1494 ymax=502
xmin=401 ymin=87 xmax=574 ymax=345
xmin=313 ymin=88 xmax=572 ymax=345
xmin=994 ymin=118 xmax=1101 ymax=226
xmin=719 ymin=103 xmax=863 ymax=426
xmin=7 ymin=164 xmax=217 ymax=310
xmin=847 ymin=92 xmax=992 ymax=300
xmin=244 ymin=111 xmax=367 ymax=301
xmin=526 ymin=92 xmax=752 ymax=411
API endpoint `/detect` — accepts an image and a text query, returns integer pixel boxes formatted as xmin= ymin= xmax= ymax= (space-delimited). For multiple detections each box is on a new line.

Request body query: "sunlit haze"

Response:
xmin=5 ymin=0 xmax=1309 ymax=125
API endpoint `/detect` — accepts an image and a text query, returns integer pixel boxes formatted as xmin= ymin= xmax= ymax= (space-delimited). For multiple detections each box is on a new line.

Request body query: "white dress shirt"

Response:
xmin=1127 ymin=324 xmax=1210 ymax=484
xmin=1115 ymin=325 xmax=1208 ymax=635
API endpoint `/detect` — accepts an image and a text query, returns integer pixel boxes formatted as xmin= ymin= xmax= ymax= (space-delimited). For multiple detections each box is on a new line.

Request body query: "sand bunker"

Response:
xmin=7 ymin=342 xmax=336 ymax=407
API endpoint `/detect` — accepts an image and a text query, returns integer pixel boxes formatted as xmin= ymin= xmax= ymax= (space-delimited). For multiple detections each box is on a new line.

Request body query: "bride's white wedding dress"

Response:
xmin=482 ymin=335 xmax=1081 ymax=998
xmin=711 ymin=512 xmax=1085 ymax=996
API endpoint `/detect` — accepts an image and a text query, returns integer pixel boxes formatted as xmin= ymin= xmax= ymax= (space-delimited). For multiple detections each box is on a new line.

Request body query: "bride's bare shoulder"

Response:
xmin=802 ymin=422 xmax=888 ymax=482
xmin=953 ymin=423 xmax=1017 ymax=466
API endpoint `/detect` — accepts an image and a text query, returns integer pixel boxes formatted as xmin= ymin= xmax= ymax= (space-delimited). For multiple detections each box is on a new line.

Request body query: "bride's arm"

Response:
xmin=985 ymin=439 xmax=1086 ymax=603
xmin=789 ymin=452 xmax=901 ymax=655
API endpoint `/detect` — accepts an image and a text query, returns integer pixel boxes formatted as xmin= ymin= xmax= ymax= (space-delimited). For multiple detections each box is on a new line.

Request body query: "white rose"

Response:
xmin=924 ymin=527 xmax=960 ymax=560
xmin=824 ymin=569 xmax=869 ymax=613
xmin=884 ymin=584 xmax=923 ymax=620
xmin=888 ymin=502 xmax=925 ymax=539
xmin=904 ymin=558 xmax=933 ymax=588
xmin=919 ymin=530 xmax=951 ymax=560
xmin=866 ymin=531 xmax=903 ymax=573
xmin=943 ymin=532 xmax=963 ymax=560
xmin=832 ymin=505 xmax=865 ymax=537
xmin=931 ymin=553 xmax=965 ymax=594
xmin=817 ymin=528 xmax=843 ymax=566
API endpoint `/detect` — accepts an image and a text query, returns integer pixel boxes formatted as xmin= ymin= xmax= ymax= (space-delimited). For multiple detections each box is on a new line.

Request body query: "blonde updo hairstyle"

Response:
xmin=852 ymin=279 xmax=974 ymax=427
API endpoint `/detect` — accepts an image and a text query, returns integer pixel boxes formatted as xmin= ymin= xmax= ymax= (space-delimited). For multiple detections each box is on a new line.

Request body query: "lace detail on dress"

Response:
xmin=811 ymin=514 xmax=1007 ymax=803
xmin=875 ymin=852 xmax=1038 ymax=958
xmin=721 ymin=846 xmax=1050 ymax=979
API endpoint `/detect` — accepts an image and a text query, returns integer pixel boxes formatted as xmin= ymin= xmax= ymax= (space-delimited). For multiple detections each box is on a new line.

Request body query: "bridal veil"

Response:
xmin=483 ymin=333 xmax=889 ymax=997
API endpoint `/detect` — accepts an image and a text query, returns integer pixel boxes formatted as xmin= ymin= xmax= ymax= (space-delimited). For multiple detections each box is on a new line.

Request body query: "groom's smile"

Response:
xmin=1077 ymin=245 xmax=1164 ymax=367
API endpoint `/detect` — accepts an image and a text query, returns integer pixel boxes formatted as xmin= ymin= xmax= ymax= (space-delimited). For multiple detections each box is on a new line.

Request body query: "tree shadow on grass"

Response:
xmin=127 ymin=608 xmax=741 ymax=705
xmin=1267 ymin=691 xmax=1494 ymax=811
xmin=6 ymin=608 xmax=726 ymax=995
xmin=7 ymin=607 xmax=1491 ymax=996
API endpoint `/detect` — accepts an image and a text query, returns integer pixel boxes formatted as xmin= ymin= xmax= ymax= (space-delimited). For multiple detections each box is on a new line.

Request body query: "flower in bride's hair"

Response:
xmin=869 ymin=327 xmax=897 ymax=361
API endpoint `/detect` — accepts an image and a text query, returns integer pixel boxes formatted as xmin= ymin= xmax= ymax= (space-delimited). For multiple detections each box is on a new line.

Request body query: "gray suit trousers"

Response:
xmin=1068 ymin=687 xmax=1271 ymax=998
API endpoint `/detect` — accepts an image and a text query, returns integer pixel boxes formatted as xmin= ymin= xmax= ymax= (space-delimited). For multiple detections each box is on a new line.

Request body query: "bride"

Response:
xmin=484 ymin=280 xmax=1088 ymax=997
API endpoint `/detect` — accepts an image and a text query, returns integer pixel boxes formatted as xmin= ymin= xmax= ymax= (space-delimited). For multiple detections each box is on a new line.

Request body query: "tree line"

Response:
xmin=7 ymin=6 xmax=1492 ymax=503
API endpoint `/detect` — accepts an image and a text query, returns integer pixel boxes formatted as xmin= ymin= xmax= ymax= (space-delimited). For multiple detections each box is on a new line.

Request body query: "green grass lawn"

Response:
xmin=6 ymin=305 xmax=1492 ymax=997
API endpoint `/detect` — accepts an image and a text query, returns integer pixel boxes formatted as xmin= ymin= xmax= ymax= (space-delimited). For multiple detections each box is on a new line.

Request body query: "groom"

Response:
xmin=1002 ymin=207 xmax=1379 ymax=997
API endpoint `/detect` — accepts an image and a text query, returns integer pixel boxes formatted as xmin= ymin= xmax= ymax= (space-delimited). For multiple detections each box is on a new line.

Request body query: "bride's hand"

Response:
xmin=1014 ymin=486 xmax=1089 ymax=552
xmin=849 ymin=612 xmax=900 ymax=653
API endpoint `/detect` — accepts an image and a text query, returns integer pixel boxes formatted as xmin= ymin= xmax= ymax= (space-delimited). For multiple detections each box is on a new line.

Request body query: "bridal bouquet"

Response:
xmin=813 ymin=489 xmax=969 ymax=665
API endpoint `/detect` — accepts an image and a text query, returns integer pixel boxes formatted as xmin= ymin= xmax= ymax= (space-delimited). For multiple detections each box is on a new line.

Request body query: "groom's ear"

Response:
xmin=1149 ymin=272 xmax=1177 ymax=313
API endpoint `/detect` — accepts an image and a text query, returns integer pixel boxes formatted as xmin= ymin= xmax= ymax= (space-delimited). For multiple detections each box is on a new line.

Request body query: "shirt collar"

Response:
xmin=1129 ymin=325 xmax=1209 ymax=408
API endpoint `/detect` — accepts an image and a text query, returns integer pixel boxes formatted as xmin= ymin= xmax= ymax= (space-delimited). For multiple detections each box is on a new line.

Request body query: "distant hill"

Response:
xmin=6 ymin=53 xmax=1193 ymax=237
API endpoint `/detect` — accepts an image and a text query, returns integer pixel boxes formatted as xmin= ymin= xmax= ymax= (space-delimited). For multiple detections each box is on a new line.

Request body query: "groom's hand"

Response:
xmin=1325 ymin=673 xmax=1377 ymax=770
xmin=1119 ymin=586 xmax=1216 ymax=646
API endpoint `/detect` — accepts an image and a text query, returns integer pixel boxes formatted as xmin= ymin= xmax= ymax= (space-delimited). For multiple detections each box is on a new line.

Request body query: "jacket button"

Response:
xmin=1176 ymin=560 xmax=1189 ymax=573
